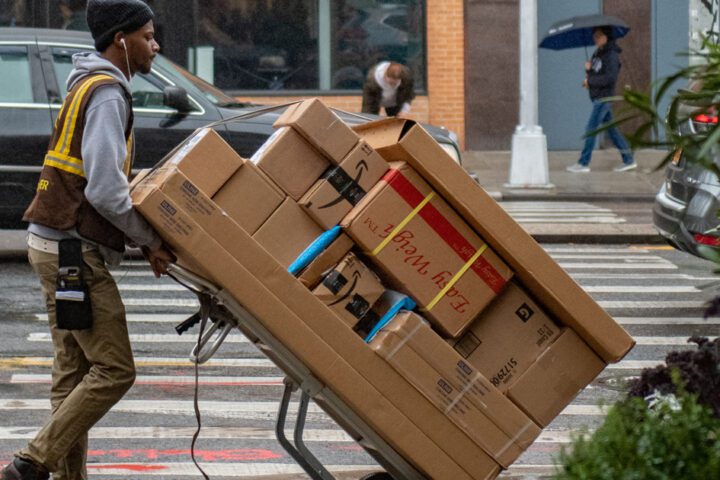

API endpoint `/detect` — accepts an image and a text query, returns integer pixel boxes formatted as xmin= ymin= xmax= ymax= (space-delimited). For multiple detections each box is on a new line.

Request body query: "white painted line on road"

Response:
xmin=11 ymin=374 xmax=283 ymax=386
xmin=599 ymin=301 xmax=706 ymax=309
xmin=0 ymin=356 xmax=275 ymax=369
xmin=560 ymin=405 xmax=606 ymax=416
xmin=516 ymin=217 xmax=626 ymax=224
xmin=560 ymin=263 xmax=677 ymax=270
xmin=507 ymin=212 xmax=618 ymax=217
xmin=633 ymin=336 xmax=718 ymax=346
xmin=606 ymin=360 xmax=663 ymax=370
xmin=571 ymin=273 xmax=717 ymax=280
xmin=83 ymin=463 xmax=374 ymax=477
xmin=544 ymin=247 xmax=650 ymax=253
xmin=585 ymin=285 xmax=700 ymax=293
xmin=616 ymin=317 xmax=720 ymax=325
xmin=550 ymin=254 xmax=667 ymax=260
xmin=0 ymin=426 xmax=353 ymax=441
xmin=34 ymin=313 xmax=186 ymax=323
xmin=0 ymin=399 xmax=327 ymax=421
xmin=121 ymin=298 xmax=199 ymax=307
xmin=117 ymin=284 xmax=188 ymax=292
xmin=27 ymin=333 xmax=248 ymax=344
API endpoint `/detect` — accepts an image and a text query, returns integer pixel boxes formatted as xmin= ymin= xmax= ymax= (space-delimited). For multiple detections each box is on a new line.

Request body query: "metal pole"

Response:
xmin=507 ymin=0 xmax=553 ymax=188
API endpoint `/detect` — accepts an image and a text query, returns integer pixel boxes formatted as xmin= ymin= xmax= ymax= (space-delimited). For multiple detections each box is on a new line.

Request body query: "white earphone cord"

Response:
xmin=122 ymin=40 xmax=131 ymax=79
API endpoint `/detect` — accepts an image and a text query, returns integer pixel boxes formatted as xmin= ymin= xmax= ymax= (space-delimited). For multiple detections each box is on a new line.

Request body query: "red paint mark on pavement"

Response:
xmin=87 ymin=464 xmax=167 ymax=471
xmin=88 ymin=448 xmax=282 ymax=461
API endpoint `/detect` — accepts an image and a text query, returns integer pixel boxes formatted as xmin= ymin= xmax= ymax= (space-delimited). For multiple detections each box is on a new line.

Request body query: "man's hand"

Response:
xmin=585 ymin=61 xmax=592 ymax=71
xmin=582 ymin=78 xmax=589 ymax=89
xmin=143 ymin=244 xmax=175 ymax=278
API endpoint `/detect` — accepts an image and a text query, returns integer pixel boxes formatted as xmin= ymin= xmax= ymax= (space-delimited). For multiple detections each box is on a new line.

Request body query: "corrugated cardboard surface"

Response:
xmin=132 ymin=172 xmax=501 ymax=479
xmin=507 ymin=329 xmax=606 ymax=427
xmin=453 ymin=281 xmax=561 ymax=392
xmin=252 ymin=198 xmax=323 ymax=269
xmin=352 ymin=118 xmax=635 ymax=363
xmin=211 ymin=160 xmax=285 ymax=235
xmin=300 ymin=141 xmax=388 ymax=230
xmin=251 ymin=127 xmax=329 ymax=200
xmin=274 ymin=98 xmax=359 ymax=163
xmin=297 ymin=233 xmax=354 ymax=289
xmin=342 ymin=162 xmax=513 ymax=338
xmin=312 ymin=252 xmax=386 ymax=329
xmin=164 ymin=128 xmax=242 ymax=197
xmin=373 ymin=311 xmax=541 ymax=466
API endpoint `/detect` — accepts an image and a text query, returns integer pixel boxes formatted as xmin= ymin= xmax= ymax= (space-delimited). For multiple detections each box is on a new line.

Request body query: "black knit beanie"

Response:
xmin=86 ymin=0 xmax=154 ymax=52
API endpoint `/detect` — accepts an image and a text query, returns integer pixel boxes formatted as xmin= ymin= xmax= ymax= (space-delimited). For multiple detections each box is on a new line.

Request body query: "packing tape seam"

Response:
xmin=371 ymin=191 xmax=435 ymax=256
xmin=424 ymin=244 xmax=488 ymax=312
xmin=381 ymin=319 xmax=425 ymax=362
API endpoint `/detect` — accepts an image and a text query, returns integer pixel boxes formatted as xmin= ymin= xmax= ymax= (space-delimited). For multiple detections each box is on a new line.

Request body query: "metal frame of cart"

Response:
xmin=168 ymin=263 xmax=425 ymax=480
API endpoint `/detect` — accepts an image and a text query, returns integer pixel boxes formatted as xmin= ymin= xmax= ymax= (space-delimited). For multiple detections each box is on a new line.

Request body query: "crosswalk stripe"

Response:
xmin=33 ymin=313 xmax=185 ymax=323
xmin=559 ymin=263 xmax=677 ymax=269
xmin=515 ymin=217 xmax=626 ymax=224
xmin=599 ymin=300 xmax=706 ymax=309
xmin=616 ymin=317 xmax=720 ymax=325
xmin=0 ymin=357 xmax=276 ymax=368
xmin=550 ymin=254 xmax=667 ymax=260
xmin=82 ymin=463 xmax=375 ymax=477
xmin=543 ymin=247 xmax=651 ymax=253
xmin=11 ymin=374 xmax=283 ymax=386
xmin=0 ymin=426 xmax=354 ymax=441
xmin=571 ymin=273 xmax=717 ymax=280
xmin=118 ymin=284 xmax=188 ymax=292
xmin=584 ymin=286 xmax=700 ymax=293
xmin=122 ymin=298 xmax=199 ymax=307
xmin=27 ymin=333 xmax=247 ymax=343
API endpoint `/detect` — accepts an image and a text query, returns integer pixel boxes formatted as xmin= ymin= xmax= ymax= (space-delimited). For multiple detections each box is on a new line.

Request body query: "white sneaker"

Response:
xmin=613 ymin=162 xmax=637 ymax=172
xmin=566 ymin=163 xmax=590 ymax=173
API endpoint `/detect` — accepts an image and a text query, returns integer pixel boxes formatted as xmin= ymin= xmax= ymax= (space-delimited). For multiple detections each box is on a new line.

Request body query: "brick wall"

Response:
xmin=233 ymin=0 xmax=467 ymax=149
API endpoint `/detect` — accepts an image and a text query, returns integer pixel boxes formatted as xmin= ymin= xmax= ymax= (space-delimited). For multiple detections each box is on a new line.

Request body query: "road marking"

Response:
xmin=584 ymin=285 xmax=700 ymax=293
xmin=616 ymin=316 xmax=720 ymax=325
xmin=0 ymin=426 xmax=354 ymax=441
xmin=544 ymin=247 xmax=650 ymax=253
xmin=515 ymin=217 xmax=626 ymax=224
xmin=571 ymin=273 xmax=717 ymax=280
xmin=0 ymin=357 xmax=276 ymax=369
xmin=11 ymin=374 xmax=283 ymax=386
xmin=550 ymin=254 xmax=668 ymax=260
xmin=633 ymin=336 xmax=718 ymax=346
xmin=77 ymin=463 xmax=376 ymax=477
xmin=599 ymin=300 xmax=706 ymax=309
xmin=605 ymin=360 xmax=663 ymax=370
xmin=34 ymin=313 xmax=186 ymax=323
xmin=27 ymin=333 xmax=248 ymax=343
xmin=118 ymin=284 xmax=188 ymax=292
xmin=121 ymin=298 xmax=199 ymax=307
xmin=559 ymin=263 xmax=678 ymax=270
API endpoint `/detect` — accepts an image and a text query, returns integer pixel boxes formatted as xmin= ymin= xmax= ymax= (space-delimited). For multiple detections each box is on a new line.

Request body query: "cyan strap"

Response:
xmin=364 ymin=297 xmax=417 ymax=343
xmin=288 ymin=226 xmax=342 ymax=276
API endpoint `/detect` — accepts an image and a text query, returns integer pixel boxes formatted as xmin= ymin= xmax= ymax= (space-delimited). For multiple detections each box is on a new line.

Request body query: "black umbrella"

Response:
xmin=539 ymin=14 xmax=630 ymax=51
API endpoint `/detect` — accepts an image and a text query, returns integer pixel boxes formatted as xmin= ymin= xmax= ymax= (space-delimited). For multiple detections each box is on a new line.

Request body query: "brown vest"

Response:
xmin=23 ymin=74 xmax=134 ymax=252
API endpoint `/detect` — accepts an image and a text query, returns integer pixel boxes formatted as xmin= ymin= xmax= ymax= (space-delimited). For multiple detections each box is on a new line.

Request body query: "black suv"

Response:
xmin=0 ymin=28 xmax=462 ymax=228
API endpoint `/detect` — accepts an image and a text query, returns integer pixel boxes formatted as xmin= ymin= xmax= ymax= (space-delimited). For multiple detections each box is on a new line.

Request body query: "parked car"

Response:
xmin=653 ymin=81 xmax=720 ymax=258
xmin=0 ymin=27 xmax=462 ymax=228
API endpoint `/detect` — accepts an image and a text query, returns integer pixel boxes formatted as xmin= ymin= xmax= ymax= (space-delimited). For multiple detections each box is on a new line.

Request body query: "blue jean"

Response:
xmin=579 ymin=100 xmax=633 ymax=166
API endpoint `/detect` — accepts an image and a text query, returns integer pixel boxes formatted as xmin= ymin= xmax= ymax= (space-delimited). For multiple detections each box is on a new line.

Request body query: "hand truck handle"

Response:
xmin=190 ymin=319 xmax=235 ymax=364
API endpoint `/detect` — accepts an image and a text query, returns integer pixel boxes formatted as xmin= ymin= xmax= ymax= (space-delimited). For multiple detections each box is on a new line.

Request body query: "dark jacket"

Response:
xmin=587 ymin=41 xmax=622 ymax=101
xmin=361 ymin=64 xmax=415 ymax=116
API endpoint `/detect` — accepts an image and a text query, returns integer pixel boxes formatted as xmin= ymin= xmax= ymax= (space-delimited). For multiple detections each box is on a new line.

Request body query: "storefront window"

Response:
xmin=0 ymin=0 xmax=426 ymax=93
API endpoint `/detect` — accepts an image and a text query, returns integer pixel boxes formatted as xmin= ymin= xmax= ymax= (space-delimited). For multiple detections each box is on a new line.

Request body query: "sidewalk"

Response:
xmin=463 ymin=148 xmax=666 ymax=201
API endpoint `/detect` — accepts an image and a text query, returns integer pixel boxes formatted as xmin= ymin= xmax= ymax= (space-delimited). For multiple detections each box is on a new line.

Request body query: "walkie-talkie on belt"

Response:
xmin=55 ymin=239 xmax=92 ymax=330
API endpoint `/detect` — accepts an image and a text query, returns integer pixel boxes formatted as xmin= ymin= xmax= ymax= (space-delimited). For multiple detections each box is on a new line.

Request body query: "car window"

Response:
xmin=0 ymin=46 xmax=33 ymax=103
xmin=50 ymin=47 xmax=193 ymax=111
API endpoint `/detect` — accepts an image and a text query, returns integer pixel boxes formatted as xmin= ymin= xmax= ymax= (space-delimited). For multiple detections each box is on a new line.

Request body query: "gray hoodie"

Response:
xmin=29 ymin=52 xmax=161 ymax=265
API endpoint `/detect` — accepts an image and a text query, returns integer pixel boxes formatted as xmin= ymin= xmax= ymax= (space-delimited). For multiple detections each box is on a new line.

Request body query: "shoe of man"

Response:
xmin=0 ymin=457 xmax=49 ymax=480
xmin=613 ymin=162 xmax=637 ymax=172
xmin=566 ymin=163 xmax=591 ymax=173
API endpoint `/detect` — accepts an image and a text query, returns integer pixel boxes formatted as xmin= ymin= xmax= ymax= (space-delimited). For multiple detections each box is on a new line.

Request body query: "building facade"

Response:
xmin=0 ymin=1 xmax=698 ymax=150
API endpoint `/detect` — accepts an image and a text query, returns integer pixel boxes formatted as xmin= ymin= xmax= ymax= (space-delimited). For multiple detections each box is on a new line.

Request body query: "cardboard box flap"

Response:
xmin=353 ymin=119 xmax=635 ymax=363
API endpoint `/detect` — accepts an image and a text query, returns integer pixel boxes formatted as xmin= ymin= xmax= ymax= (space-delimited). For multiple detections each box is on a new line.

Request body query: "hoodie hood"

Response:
xmin=66 ymin=52 xmax=131 ymax=94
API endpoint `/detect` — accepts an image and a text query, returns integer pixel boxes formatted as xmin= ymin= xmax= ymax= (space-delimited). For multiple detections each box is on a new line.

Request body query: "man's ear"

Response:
xmin=112 ymin=31 xmax=126 ymax=49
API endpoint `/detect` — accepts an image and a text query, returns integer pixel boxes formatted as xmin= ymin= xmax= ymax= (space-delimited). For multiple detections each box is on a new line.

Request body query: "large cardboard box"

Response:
xmin=253 ymin=198 xmax=324 ymax=269
xmin=212 ymin=160 xmax=285 ymax=234
xmin=452 ymin=281 xmax=561 ymax=392
xmin=353 ymin=118 xmax=635 ymax=363
xmin=297 ymin=233 xmax=354 ymax=289
xmin=300 ymin=141 xmax=388 ymax=230
xmin=274 ymin=98 xmax=359 ymax=163
xmin=507 ymin=329 xmax=606 ymax=427
xmin=132 ymin=170 xmax=501 ymax=479
xmin=342 ymin=162 xmax=513 ymax=338
xmin=371 ymin=311 xmax=541 ymax=467
xmin=312 ymin=252 xmax=385 ymax=330
xmin=162 ymin=128 xmax=242 ymax=196
xmin=251 ymin=127 xmax=330 ymax=200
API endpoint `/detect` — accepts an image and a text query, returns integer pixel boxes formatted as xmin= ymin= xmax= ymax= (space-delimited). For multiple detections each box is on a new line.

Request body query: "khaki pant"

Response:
xmin=21 ymin=248 xmax=136 ymax=480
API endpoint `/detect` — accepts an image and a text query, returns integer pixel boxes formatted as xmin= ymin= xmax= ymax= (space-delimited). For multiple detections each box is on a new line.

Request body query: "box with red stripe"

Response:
xmin=342 ymin=162 xmax=513 ymax=338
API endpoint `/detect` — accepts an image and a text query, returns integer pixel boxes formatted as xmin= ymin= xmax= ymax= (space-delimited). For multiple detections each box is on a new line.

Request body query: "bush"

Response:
xmin=555 ymin=392 xmax=720 ymax=480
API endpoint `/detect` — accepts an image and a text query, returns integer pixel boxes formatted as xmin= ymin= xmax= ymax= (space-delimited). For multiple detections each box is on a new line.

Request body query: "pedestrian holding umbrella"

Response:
xmin=540 ymin=14 xmax=636 ymax=173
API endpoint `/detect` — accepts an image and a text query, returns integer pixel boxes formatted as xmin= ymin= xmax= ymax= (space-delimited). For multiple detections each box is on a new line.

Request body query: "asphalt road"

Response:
xmin=0 ymin=242 xmax=716 ymax=479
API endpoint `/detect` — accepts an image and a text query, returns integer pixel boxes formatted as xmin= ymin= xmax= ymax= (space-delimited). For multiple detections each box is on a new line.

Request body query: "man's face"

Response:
xmin=593 ymin=30 xmax=608 ymax=48
xmin=125 ymin=21 xmax=160 ymax=75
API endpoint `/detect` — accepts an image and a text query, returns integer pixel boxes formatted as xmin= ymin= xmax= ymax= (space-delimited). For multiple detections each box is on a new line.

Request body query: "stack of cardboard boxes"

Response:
xmin=130 ymin=99 xmax=634 ymax=479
